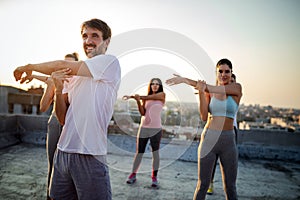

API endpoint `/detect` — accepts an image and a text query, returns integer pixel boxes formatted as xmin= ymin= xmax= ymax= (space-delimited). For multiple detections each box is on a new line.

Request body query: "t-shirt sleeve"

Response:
xmin=84 ymin=55 xmax=120 ymax=82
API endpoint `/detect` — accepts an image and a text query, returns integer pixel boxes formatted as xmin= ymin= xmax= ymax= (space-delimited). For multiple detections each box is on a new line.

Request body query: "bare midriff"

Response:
xmin=205 ymin=116 xmax=234 ymax=131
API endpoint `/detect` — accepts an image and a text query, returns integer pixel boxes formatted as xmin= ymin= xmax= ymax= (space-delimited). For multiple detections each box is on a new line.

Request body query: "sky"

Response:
xmin=0 ymin=0 xmax=299 ymax=109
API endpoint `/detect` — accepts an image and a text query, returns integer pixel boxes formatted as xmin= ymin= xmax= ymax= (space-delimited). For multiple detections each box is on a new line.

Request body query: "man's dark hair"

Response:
xmin=81 ymin=18 xmax=111 ymax=40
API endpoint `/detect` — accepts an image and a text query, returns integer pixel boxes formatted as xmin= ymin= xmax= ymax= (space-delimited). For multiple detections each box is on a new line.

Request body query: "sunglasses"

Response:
xmin=218 ymin=69 xmax=231 ymax=74
xmin=150 ymin=83 xmax=160 ymax=86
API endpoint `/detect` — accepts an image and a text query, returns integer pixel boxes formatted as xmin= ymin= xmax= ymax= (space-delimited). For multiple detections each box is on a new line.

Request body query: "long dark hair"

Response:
xmin=147 ymin=78 xmax=164 ymax=95
xmin=216 ymin=58 xmax=232 ymax=70
xmin=215 ymin=58 xmax=233 ymax=85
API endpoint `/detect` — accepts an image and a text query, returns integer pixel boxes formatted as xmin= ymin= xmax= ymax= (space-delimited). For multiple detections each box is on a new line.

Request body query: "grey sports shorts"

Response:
xmin=49 ymin=150 xmax=111 ymax=200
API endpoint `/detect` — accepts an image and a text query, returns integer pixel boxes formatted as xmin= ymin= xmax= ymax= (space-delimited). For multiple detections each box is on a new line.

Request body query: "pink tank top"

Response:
xmin=141 ymin=100 xmax=164 ymax=128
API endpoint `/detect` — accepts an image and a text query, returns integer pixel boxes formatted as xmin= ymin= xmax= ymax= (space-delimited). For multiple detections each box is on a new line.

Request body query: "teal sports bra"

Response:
xmin=209 ymin=96 xmax=238 ymax=119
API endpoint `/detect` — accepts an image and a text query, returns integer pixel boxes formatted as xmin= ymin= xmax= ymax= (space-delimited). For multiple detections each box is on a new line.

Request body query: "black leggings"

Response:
xmin=132 ymin=127 xmax=162 ymax=177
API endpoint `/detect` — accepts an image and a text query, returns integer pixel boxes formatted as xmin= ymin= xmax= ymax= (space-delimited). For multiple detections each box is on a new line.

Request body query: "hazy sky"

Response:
xmin=1 ymin=0 xmax=299 ymax=109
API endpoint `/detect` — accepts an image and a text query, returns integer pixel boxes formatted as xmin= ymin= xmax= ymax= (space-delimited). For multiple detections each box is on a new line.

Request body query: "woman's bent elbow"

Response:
xmin=39 ymin=105 xmax=48 ymax=112
xmin=57 ymin=116 xmax=65 ymax=126
xmin=200 ymin=114 xmax=208 ymax=121
xmin=59 ymin=119 xmax=65 ymax=126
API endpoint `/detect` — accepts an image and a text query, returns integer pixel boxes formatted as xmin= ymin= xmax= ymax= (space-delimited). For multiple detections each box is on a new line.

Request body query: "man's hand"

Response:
xmin=13 ymin=65 xmax=32 ymax=82
xmin=51 ymin=68 xmax=72 ymax=92
xmin=20 ymin=75 xmax=33 ymax=84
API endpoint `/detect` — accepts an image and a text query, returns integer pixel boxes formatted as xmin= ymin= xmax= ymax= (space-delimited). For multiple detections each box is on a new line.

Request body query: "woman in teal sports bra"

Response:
xmin=166 ymin=58 xmax=242 ymax=200
xmin=207 ymin=73 xmax=238 ymax=195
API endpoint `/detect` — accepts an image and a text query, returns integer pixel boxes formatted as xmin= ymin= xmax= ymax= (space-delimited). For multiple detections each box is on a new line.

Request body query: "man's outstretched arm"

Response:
xmin=13 ymin=60 xmax=92 ymax=82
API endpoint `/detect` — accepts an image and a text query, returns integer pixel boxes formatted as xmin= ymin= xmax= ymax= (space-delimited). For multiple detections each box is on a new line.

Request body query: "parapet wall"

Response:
xmin=237 ymin=129 xmax=300 ymax=147
xmin=1 ymin=114 xmax=299 ymax=162
xmin=0 ymin=115 xmax=19 ymax=148
xmin=0 ymin=114 xmax=48 ymax=149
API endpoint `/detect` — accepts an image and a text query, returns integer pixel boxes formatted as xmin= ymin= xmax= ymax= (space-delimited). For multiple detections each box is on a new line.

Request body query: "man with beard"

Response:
xmin=13 ymin=18 xmax=120 ymax=200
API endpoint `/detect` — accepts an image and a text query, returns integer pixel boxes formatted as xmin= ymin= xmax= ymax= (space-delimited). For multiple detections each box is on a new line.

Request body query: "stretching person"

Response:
xmin=13 ymin=18 xmax=120 ymax=200
xmin=231 ymin=74 xmax=239 ymax=141
xmin=207 ymin=73 xmax=238 ymax=195
xmin=123 ymin=78 xmax=165 ymax=187
xmin=23 ymin=52 xmax=79 ymax=200
xmin=166 ymin=58 xmax=242 ymax=200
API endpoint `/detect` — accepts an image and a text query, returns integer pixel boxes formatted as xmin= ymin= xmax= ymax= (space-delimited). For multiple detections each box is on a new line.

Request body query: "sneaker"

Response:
xmin=151 ymin=176 xmax=158 ymax=187
xmin=126 ymin=173 xmax=136 ymax=184
xmin=207 ymin=182 xmax=214 ymax=195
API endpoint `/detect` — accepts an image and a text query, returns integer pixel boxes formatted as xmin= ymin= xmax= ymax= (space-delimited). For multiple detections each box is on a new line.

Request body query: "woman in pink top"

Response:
xmin=123 ymin=78 xmax=166 ymax=187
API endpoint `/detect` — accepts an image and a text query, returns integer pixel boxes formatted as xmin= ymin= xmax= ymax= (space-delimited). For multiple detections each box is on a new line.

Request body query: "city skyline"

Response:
xmin=0 ymin=0 xmax=299 ymax=109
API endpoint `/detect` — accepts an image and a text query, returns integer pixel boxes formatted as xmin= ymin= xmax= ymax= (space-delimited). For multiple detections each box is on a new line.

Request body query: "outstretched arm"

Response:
xmin=167 ymin=74 xmax=242 ymax=98
xmin=166 ymin=74 xmax=197 ymax=87
xmin=206 ymin=83 xmax=242 ymax=97
xmin=122 ymin=94 xmax=146 ymax=116
xmin=140 ymin=92 xmax=166 ymax=103
xmin=14 ymin=60 xmax=91 ymax=83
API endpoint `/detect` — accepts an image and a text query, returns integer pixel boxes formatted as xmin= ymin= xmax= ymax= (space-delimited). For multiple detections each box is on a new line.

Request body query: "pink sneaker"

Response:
xmin=151 ymin=176 xmax=158 ymax=187
xmin=126 ymin=173 xmax=136 ymax=184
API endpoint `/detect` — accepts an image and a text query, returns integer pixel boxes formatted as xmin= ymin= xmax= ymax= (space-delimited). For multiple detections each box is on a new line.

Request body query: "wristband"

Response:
xmin=55 ymin=90 xmax=63 ymax=94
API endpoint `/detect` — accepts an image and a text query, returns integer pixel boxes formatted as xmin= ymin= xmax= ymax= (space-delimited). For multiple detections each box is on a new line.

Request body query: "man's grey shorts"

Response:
xmin=49 ymin=150 xmax=111 ymax=200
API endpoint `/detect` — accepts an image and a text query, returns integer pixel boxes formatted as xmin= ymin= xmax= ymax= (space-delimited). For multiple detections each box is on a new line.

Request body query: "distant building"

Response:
xmin=0 ymin=85 xmax=26 ymax=114
xmin=28 ymin=85 xmax=44 ymax=94
xmin=0 ymin=85 xmax=48 ymax=115
xmin=271 ymin=117 xmax=287 ymax=127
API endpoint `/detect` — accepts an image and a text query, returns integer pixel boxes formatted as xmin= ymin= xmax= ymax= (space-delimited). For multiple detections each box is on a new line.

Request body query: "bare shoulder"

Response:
xmin=235 ymin=82 xmax=243 ymax=96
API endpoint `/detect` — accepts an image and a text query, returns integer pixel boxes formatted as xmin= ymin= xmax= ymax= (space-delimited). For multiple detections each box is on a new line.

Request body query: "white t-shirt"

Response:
xmin=57 ymin=54 xmax=121 ymax=155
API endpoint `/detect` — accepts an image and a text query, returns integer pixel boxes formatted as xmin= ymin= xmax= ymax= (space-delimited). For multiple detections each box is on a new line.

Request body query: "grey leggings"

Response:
xmin=211 ymin=127 xmax=238 ymax=182
xmin=194 ymin=129 xmax=238 ymax=200
xmin=46 ymin=114 xmax=62 ymax=199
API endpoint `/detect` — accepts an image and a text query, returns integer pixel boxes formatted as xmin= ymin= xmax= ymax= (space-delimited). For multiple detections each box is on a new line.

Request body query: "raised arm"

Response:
xmin=122 ymin=94 xmax=146 ymax=116
xmin=206 ymin=83 xmax=242 ymax=97
xmin=166 ymin=74 xmax=197 ymax=87
xmin=140 ymin=92 xmax=166 ymax=103
xmin=51 ymin=69 xmax=71 ymax=125
xmin=39 ymin=77 xmax=55 ymax=112
xmin=195 ymin=81 xmax=210 ymax=121
xmin=167 ymin=74 xmax=242 ymax=98
xmin=14 ymin=60 xmax=92 ymax=82
xmin=20 ymin=74 xmax=55 ymax=112
xmin=134 ymin=95 xmax=146 ymax=116
xmin=54 ymin=92 xmax=69 ymax=126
